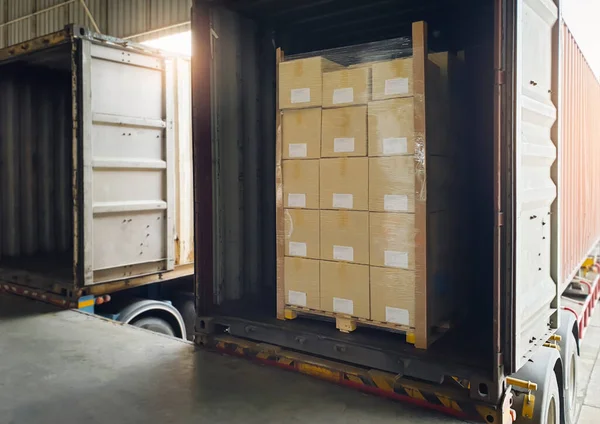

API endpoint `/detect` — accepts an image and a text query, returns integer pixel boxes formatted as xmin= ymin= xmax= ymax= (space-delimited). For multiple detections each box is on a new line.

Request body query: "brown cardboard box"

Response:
xmin=282 ymin=108 xmax=322 ymax=159
xmin=370 ymin=266 xmax=415 ymax=327
xmin=322 ymin=67 xmax=371 ymax=108
xmin=283 ymin=159 xmax=320 ymax=209
xmin=279 ymin=57 xmax=341 ymax=109
xmin=284 ymin=209 xmax=319 ymax=259
xmin=321 ymin=106 xmax=367 ymax=157
xmin=320 ymin=260 xmax=370 ymax=319
xmin=320 ymin=158 xmax=368 ymax=210
xmin=369 ymin=212 xmax=415 ymax=270
xmin=320 ymin=210 xmax=369 ymax=265
xmin=372 ymin=58 xmax=413 ymax=100
xmin=284 ymin=257 xmax=320 ymax=309
xmin=368 ymin=98 xmax=415 ymax=156
xmin=369 ymin=156 xmax=415 ymax=213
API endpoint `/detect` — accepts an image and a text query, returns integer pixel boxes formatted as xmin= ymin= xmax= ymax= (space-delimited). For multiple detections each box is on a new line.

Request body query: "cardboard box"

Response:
xmin=320 ymin=260 xmax=370 ymax=319
xmin=320 ymin=210 xmax=369 ymax=265
xmin=368 ymin=98 xmax=415 ymax=156
xmin=369 ymin=156 xmax=415 ymax=213
xmin=370 ymin=266 xmax=415 ymax=327
xmin=283 ymin=159 xmax=320 ymax=209
xmin=284 ymin=257 xmax=320 ymax=309
xmin=322 ymin=67 xmax=371 ymax=108
xmin=372 ymin=58 xmax=413 ymax=100
xmin=369 ymin=212 xmax=415 ymax=270
xmin=279 ymin=57 xmax=341 ymax=109
xmin=282 ymin=108 xmax=322 ymax=159
xmin=321 ymin=106 xmax=367 ymax=157
xmin=320 ymin=158 xmax=368 ymax=210
xmin=284 ymin=209 xmax=319 ymax=259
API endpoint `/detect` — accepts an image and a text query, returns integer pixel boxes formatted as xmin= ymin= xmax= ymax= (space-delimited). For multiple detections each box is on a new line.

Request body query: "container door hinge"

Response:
xmin=496 ymin=69 xmax=506 ymax=85
xmin=210 ymin=27 xmax=219 ymax=59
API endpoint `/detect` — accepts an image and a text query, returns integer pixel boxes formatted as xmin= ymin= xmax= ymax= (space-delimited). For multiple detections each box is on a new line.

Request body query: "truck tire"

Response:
xmin=540 ymin=373 xmax=560 ymax=424
xmin=562 ymin=331 xmax=578 ymax=424
xmin=556 ymin=309 xmax=579 ymax=424
xmin=131 ymin=316 xmax=176 ymax=337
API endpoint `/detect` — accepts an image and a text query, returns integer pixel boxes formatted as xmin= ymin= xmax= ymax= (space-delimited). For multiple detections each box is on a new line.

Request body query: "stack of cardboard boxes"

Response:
xmin=280 ymin=52 xmax=419 ymax=330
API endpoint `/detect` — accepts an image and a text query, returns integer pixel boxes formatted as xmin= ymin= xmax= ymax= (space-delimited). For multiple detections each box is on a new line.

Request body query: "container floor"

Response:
xmin=0 ymin=252 xmax=72 ymax=282
xmin=0 ymin=292 xmax=463 ymax=424
xmin=2 ymin=292 xmax=598 ymax=424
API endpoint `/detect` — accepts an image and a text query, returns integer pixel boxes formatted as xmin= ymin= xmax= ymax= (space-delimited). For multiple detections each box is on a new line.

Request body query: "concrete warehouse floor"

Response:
xmin=0 ymin=292 xmax=599 ymax=424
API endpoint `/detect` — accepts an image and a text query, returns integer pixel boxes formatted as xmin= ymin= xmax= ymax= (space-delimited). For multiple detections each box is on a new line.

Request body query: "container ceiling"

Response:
xmin=205 ymin=0 xmax=489 ymax=53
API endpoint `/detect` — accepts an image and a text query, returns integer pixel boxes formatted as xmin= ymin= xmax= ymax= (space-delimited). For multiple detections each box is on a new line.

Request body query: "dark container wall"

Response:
xmin=0 ymin=54 xmax=73 ymax=274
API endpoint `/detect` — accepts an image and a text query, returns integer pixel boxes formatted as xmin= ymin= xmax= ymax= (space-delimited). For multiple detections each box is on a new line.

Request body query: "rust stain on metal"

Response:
xmin=0 ymin=30 xmax=69 ymax=61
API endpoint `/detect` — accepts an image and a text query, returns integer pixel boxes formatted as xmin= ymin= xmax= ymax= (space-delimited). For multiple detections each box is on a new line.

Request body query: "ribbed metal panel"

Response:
xmin=0 ymin=0 xmax=191 ymax=48
xmin=6 ymin=0 xmax=33 ymax=46
xmin=36 ymin=0 xmax=70 ymax=37
xmin=560 ymin=22 xmax=600 ymax=290
xmin=0 ymin=65 xmax=72 ymax=261
xmin=209 ymin=7 xmax=276 ymax=303
xmin=106 ymin=0 xmax=148 ymax=38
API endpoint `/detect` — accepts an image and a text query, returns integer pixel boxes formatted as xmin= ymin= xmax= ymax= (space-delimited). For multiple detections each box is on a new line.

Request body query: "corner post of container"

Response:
xmin=191 ymin=1 xmax=215 ymax=318
xmin=549 ymin=0 xmax=562 ymax=328
xmin=79 ymin=35 xmax=94 ymax=287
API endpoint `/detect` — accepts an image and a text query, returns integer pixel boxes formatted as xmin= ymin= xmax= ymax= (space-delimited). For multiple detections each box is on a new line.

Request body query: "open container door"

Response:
xmin=79 ymin=36 xmax=176 ymax=286
xmin=509 ymin=0 xmax=559 ymax=372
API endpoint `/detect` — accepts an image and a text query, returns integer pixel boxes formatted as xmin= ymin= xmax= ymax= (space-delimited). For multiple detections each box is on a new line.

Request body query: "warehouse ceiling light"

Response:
xmin=143 ymin=31 xmax=192 ymax=57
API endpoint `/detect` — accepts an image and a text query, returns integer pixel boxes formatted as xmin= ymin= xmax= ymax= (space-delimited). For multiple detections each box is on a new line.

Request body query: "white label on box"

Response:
xmin=333 ymin=87 xmax=354 ymax=104
xmin=333 ymin=193 xmax=353 ymax=209
xmin=384 ymin=194 xmax=408 ymax=211
xmin=333 ymin=137 xmax=355 ymax=153
xmin=289 ymin=242 xmax=307 ymax=257
xmin=385 ymin=78 xmax=409 ymax=95
xmin=333 ymin=297 xmax=354 ymax=315
xmin=383 ymin=137 xmax=408 ymax=155
xmin=288 ymin=193 xmax=306 ymax=208
xmin=288 ymin=143 xmax=308 ymax=158
xmin=384 ymin=250 xmax=409 ymax=268
xmin=291 ymin=88 xmax=311 ymax=104
xmin=385 ymin=306 xmax=410 ymax=325
xmin=333 ymin=245 xmax=354 ymax=262
xmin=289 ymin=290 xmax=307 ymax=307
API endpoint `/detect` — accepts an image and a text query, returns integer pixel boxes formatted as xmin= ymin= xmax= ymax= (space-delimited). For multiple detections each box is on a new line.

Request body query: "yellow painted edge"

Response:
xmin=435 ymin=393 xmax=463 ymax=412
xmin=78 ymin=299 xmax=94 ymax=309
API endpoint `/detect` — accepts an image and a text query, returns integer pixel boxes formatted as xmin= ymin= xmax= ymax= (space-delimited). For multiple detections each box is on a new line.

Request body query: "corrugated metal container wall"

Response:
xmin=559 ymin=22 xmax=600 ymax=291
xmin=0 ymin=0 xmax=191 ymax=48
xmin=0 ymin=65 xmax=72 ymax=262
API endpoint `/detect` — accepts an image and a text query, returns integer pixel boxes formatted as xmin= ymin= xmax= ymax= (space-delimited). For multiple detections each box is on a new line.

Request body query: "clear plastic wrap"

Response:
xmin=276 ymin=22 xmax=462 ymax=349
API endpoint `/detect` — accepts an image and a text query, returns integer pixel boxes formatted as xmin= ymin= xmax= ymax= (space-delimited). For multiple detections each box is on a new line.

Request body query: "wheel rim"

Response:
xmin=547 ymin=397 xmax=557 ymax=424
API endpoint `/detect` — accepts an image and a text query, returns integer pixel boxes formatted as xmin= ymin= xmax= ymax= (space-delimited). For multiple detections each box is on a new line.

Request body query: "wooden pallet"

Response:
xmin=284 ymin=306 xmax=416 ymax=344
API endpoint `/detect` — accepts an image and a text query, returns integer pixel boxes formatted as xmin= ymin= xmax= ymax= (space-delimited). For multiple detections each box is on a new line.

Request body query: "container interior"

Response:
xmin=0 ymin=44 xmax=74 ymax=284
xmin=203 ymin=0 xmax=496 ymax=371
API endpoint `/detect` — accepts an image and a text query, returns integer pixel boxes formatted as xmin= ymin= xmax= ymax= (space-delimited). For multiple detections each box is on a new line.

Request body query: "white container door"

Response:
xmin=513 ymin=0 xmax=559 ymax=369
xmin=81 ymin=40 xmax=175 ymax=285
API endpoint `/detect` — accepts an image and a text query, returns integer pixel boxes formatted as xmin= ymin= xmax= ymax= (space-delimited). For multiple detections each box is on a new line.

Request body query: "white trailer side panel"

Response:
xmin=514 ymin=0 xmax=559 ymax=369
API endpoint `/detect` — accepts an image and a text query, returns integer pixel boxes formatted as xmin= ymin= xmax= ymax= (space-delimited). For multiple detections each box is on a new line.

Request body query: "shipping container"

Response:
xmin=0 ymin=26 xmax=194 ymax=299
xmin=190 ymin=0 xmax=600 ymax=422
